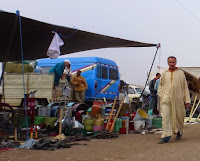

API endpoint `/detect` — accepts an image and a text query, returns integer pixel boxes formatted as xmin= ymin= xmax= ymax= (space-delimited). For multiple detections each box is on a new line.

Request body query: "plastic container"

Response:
xmin=129 ymin=121 xmax=134 ymax=130
xmin=93 ymin=125 xmax=104 ymax=132
xmin=38 ymin=106 xmax=51 ymax=117
xmin=44 ymin=117 xmax=57 ymax=127
xmin=114 ymin=118 xmax=122 ymax=132
xmin=152 ymin=118 xmax=162 ymax=128
xmin=84 ymin=118 xmax=94 ymax=132
xmin=133 ymin=109 xmax=148 ymax=120
xmin=34 ymin=116 xmax=44 ymax=125
xmin=91 ymin=105 xmax=101 ymax=117
xmin=119 ymin=127 xmax=126 ymax=134
xmin=146 ymin=115 xmax=156 ymax=127
xmin=133 ymin=120 xmax=145 ymax=131
xmin=94 ymin=114 xmax=104 ymax=126
xmin=18 ymin=116 xmax=31 ymax=128
xmin=101 ymin=106 xmax=106 ymax=117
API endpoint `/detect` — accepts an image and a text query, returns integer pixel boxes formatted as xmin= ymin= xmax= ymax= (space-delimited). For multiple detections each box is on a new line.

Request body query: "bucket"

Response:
xmin=38 ymin=106 xmax=51 ymax=117
xmin=44 ymin=117 xmax=57 ymax=127
xmin=133 ymin=109 xmax=148 ymax=120
xmin=146 ymin=115 xmax=155 ymax=127
xmin=133 ymin=120 xmax=145 ymax=131
xmin=152 ymin=118 xmax=162 ymax=128
xmin=34 ymin=116 xmax=44 ymax=125
xmin=119 ymin=127 xmax=126 ymax=134
xmin=93 ymin=125 xmax=104 ymax=132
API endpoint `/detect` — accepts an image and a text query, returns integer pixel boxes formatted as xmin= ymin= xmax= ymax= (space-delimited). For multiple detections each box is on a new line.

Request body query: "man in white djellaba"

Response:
xmin=157 ymin=56 xmax=190 ymax=144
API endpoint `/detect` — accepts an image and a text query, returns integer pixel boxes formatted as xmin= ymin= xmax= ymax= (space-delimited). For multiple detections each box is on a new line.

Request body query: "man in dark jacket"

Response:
xmin=149 ymin=73 xmax=161 ymax=110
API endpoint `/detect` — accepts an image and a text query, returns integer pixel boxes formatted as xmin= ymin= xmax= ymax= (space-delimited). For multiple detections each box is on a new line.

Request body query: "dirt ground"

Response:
xmin=1 ymin=123 xmax=200 ymax=161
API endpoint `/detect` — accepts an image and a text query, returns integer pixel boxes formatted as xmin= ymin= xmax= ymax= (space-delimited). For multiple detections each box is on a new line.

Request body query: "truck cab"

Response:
xmin=36 ymin=57 xmax=120 ymax=102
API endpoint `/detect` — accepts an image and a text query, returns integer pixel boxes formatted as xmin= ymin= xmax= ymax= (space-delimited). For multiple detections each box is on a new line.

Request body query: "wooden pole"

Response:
xmin=106 ymin=96 xmax=117 ymax=130
xmin=190 ymin=100 xmax=200 ymax=119
xmin=110 ymin=97 xmax=125 ymax=132
xmin=14 ymin=127 xmax=17 ymax=141
xmin=196 ymin=113 xmax=200 ymax=121
xmin=59 ymin=107 xmax=63 ymax=135
xmin=189 ymin=95 xmax=197 ymax=119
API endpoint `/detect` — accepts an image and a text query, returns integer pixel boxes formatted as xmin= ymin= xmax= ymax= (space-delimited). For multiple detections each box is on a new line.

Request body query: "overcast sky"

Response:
xmin=1 ymin=0 xmax=200 ymax=85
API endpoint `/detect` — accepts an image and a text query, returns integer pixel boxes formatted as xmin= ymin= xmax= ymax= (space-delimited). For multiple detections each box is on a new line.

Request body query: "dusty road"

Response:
xmin=1 ymin=123 xmax=200 ymax=161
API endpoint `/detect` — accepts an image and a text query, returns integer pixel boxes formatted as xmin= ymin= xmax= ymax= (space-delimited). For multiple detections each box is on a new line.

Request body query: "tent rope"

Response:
xmin=16 ymin=10 xmax=29 ymax=140
xmin=59 ymin=28 xmax=78 ymax=39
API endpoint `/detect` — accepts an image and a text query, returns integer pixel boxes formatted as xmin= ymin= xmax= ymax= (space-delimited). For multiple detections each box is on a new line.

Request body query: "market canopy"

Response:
xmin=0 ymin=10 xmax=158 ymax=62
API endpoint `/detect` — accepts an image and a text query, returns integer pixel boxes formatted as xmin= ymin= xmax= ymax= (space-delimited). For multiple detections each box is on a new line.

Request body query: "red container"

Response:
xmin=129 ymin=121 xmax=134 ymax=130
xmin=91 ymin=105 xmax=101 ymax=117
xmin=122 ymin=120 xmax=126 ymax=128
xmin=119 ymin=128 xmax=126 ymax=134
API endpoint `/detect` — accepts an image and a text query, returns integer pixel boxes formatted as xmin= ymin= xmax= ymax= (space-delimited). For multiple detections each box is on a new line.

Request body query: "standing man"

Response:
xmin=49 ymin=59 xmax=72 ymax=86
xmin=157 ymin=56 xmax=190 ymax=144
xmin=149 ymin=73 xmax=161 ymax=110
xmin=154 ymin=78 xmax=161 ymax=112
xmin=71 ymin=70 xmax=87 ymax=103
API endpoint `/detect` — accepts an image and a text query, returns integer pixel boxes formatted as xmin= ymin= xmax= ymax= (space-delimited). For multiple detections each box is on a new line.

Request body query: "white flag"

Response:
xmin=47 ymin=32 xmax=64 ymax=59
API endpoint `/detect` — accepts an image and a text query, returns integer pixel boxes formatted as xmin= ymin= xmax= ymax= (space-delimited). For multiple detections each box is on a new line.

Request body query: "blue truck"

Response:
xmin=36 ymin=57 xmax=120 ymax=102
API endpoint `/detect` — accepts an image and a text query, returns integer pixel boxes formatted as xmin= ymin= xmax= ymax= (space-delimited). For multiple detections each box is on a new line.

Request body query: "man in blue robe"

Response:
xmin=49 ymin=59 xmax=71 ymax=86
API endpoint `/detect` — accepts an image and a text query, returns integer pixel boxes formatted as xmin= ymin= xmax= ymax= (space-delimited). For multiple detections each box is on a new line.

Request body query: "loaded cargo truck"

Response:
xmin=1 ymin=57 xmax=120 ymax=106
